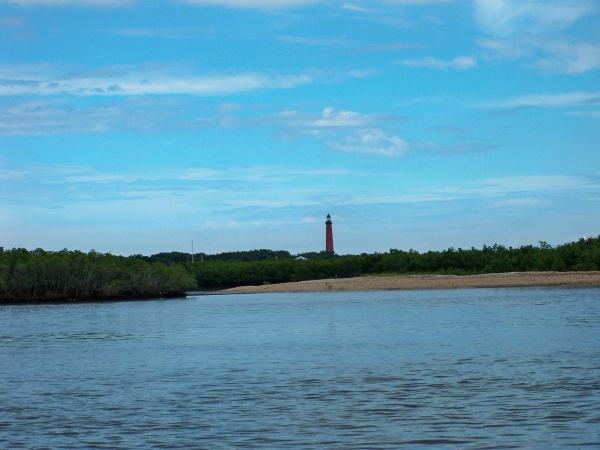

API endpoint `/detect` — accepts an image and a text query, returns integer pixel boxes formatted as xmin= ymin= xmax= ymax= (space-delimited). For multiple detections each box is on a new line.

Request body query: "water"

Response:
xmin=1 ymin=287 xmax=599 ymax=449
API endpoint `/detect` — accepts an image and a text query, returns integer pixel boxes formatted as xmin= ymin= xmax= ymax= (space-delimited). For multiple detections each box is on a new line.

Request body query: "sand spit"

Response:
xmin=222 ymin=271 xmax=600 ymax=294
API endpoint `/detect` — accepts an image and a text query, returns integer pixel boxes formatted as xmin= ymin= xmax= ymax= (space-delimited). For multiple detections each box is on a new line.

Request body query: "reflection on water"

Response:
xmin=1 ymin=288 xmax=599 ymax=448
xmin=0 ymin=331 xmax=135 ymax=347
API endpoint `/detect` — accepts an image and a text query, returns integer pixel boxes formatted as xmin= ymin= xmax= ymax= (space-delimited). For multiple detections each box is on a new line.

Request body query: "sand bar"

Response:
xmin=222 ymin=271 xmax=600 ymax=294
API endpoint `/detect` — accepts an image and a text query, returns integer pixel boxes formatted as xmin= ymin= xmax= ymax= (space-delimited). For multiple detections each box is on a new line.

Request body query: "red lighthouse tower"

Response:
xmin=325 ymin=213 xmax=334 ymax=254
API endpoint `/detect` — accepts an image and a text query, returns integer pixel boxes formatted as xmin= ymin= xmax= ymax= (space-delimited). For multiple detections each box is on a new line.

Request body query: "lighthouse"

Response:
xmin=325 ymin=214 xmax=334 ymax=254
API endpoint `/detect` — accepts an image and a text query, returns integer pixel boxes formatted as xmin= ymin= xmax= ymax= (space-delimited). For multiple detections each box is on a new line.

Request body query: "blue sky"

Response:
xmin=1 ymin=0 xmax=599 ymax=256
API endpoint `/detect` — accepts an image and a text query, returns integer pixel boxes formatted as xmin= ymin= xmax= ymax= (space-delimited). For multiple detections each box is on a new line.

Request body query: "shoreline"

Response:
xmin=0 ymin=291 xmax=188 ymax=306
xmin=221 ymin=271 xmax=600 ymax=294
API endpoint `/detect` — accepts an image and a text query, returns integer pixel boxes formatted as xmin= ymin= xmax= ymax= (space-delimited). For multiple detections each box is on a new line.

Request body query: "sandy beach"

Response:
xmin=222 ymin=271 xmax=600 ymax=294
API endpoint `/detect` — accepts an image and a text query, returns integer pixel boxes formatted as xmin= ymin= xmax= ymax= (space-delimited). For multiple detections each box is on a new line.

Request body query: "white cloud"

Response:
xmin=477 ymin=36 xmax=532 ymax=61
xmin=478 ymin=36 xmax=600 ymax=74
xmin=352 ymin=175 xmax=596 ymax=205
xmin=273 ymin=107 xmax=411 ymax=158
xmin=531 ymin=40 xmax=600 ymax=74
xmin=314 ymin=107 xmax=374 ymax=127
xmin=342 ymin=4 xmax=371 ymax=13
xmin=0 ymin=167 xmax=29 ymax=180
xmin=417 ymin=141 xmax=497 ymax=154
xmin=0 ymin=0 xmax=458 ymax=6
xmin=474 ymin=0 xmax=594 ymax=37
xmin=385 ymin=0 xmax=457 ymax=3
xmin=0 ymin=97 xmax=200 ymax=135
xmin=0 ymin=64 xmax=313 ymax=97
xmin=490 ymin=197 xmax=547 ymax=208
xmin=473 ymin=0 xmax=600 ymax=74
xmin=276 ymin=107 xmax=383 ymax=130
xmin=398 ymin=55 xmax=477 ymax=70
xmin=481 ymin=175 xmax=594 ymax=194
xmin=310 ymin=174 xmax=596 ymax=209
xmin=180 ymin=0 xmax=322 ymax=9
xmin=111 ymin=27 xmax=210 ymax=39
xmin=0 ymin=100 xmax=396 ymax=138
xmin=0 ymin=0 xmax=132 ymax=6
xmin=483 ymin=91 xmax=600 ymax=109
xmin=329 ymin=128 xmax=409 ymax=157
xmin=9 ymin=165 xmax=593 ymax=210
xmin=182 ymin=0 xmax=458 ymax=9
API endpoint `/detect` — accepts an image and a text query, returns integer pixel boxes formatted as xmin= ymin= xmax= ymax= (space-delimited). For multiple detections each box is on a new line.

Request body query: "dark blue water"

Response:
xmin=1 ymin=288 xmax=599 ymax=449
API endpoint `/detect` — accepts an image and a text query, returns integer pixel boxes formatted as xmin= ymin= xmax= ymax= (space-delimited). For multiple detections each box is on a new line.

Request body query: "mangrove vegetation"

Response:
xmin=0 ymin=248 xmax=197 ymax=303
xmin=1 ymin=235 xmax=599 ymax=303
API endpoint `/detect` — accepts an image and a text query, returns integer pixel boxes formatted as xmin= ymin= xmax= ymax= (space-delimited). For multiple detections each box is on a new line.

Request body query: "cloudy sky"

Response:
xmin=1 ymin=0 xmax=599 ymax=256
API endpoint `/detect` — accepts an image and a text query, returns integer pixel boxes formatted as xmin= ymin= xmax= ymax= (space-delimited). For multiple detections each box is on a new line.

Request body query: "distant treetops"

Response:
xmin=1 ymin=235 xmax=599 ymax=302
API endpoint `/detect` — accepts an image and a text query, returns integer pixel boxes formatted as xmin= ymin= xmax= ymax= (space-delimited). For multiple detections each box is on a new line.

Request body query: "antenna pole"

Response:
xmin=192 ymin=240 xmax=194 ymax=263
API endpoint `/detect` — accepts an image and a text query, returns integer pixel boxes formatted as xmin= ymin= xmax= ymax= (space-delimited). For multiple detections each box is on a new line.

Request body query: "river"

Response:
xmin=1 ymin=287 xmax=599 ymax=448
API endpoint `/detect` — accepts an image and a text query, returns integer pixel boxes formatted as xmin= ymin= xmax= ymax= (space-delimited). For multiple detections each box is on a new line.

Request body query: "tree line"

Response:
xmin=2 ymin=235 xmax=599 ymax=302
xmin=182 ymin=237 xmax=599 ymax=288
xmin=0 ymin=248 xmax=197 ymax=303
xmin=139 ymin=249 xmax=293 ymax=264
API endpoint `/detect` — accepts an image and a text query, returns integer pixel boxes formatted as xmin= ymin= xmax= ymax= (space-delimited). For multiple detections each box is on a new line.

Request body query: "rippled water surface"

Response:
xmin=1 ymin=288 xmax=599 ymax=449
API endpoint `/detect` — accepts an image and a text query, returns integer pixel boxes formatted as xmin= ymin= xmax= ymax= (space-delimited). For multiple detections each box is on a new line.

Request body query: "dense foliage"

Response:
xmin=0 ymin=248 xmax=197 ymax=303
xmin=140 ymin=249 xmax=293 ymax=264
xmin=2 ymin=236 xmax=599 ymax=301
xmin=184 ymin=236 xmax=600 ymax=288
